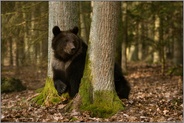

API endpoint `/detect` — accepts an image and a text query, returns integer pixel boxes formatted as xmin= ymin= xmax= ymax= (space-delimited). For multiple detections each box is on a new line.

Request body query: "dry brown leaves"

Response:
xmin=1 ymin=63 xmax=183 ymax=122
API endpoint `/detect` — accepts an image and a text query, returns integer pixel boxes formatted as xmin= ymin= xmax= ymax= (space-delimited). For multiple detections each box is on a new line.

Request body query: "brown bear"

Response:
xmin=51 ymin=26 xmax=130 ymax=99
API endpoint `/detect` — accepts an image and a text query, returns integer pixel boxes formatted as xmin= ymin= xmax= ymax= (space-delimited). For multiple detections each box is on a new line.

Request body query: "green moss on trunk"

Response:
xmin=79 ymin=55 xmax=93 ymax=107
xmin=31 ymin=77 xmax=61 ymax=106
xmin=78 ymin=55 xmax=124 ymax=118
xmin=89 ymin=90 xmax=124 ymax=118
xmin=81 ymin=90 xmax=123 ymax=118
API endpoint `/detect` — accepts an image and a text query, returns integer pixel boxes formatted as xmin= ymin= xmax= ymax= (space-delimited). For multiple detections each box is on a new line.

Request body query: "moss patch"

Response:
xmin=86 ymin=90 xmax=124 ymax=118
xmin=79 ymin=54 xmax=93 ymax=107
xmin=1 ymin=77 xmax=26 ymax=93
xmin=167 ymin=65 xmax=183 ymax=76
xmin=31 ymin=77 xmax=61 ymax=106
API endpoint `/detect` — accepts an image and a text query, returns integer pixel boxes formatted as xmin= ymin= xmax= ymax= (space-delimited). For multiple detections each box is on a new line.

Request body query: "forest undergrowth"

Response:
xmin=1 ymin=63 xmax=183 ymax=122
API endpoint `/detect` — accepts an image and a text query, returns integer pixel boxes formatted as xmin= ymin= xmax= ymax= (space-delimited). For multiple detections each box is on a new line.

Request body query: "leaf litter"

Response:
xmin=1 ymin=63 xmax=183 ymax=122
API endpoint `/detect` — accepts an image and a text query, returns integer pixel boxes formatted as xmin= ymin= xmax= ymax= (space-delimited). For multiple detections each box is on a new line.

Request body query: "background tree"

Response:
xmin=121 ymin=2 xmax=128 ymax=73
xmin=79 ymin=1 xmax=91 ymax=43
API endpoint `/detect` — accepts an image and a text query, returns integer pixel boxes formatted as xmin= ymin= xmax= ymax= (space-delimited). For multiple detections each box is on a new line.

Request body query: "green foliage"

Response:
xmin=31 ymin=77 xmax=61 ymax=106
xmin=1 ymin=77 xmax=26 ymax=93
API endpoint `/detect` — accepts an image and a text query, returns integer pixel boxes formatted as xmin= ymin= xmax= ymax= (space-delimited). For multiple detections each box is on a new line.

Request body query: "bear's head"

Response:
xmin=52 ymin=26 xmax=82 ymax=61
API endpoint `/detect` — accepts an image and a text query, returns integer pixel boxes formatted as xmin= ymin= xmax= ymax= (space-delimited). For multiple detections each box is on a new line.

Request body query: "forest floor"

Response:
xmin=1 ymin=63 xmax=183 ymax=122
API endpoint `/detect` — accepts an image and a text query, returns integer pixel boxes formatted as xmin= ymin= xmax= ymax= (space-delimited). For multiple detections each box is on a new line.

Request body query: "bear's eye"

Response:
xmin=73 ymin=40 xmax=77 ymax=44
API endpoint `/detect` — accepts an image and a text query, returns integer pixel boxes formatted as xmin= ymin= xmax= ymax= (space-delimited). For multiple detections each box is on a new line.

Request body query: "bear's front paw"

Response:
xmin=58 ymin=82 xmax=67 ymax=95
xmin=54 ymin=80 xmax=67 ymax=96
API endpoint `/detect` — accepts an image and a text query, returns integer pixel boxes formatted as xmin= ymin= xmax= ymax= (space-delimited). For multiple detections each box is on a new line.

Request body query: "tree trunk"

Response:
xmin=9 ymin=37 xmax=13 ymax=66
xmin=144 ymin=15 xmax=155 ymax=63
xmin=79 ymin=2 xmax=91 ymax=44
xmin=90 ymin=2 xmax=116 ymax=92
xmin=33 ymin=1 xmax=79 ymax=106
xmin=74 ymin=1 xmax=123 ymax=118
xmin=173 ymin=37 xmax=183 ymax=65
xmin=121 ymin=2 xmax=128 ymax=74
xmin=79 ymin=2 xmax=88 ymax=43
xmin=40 ymin=3 xmax=48 ymax=65
xmin=159 ymin=16 xmax=165 ymax=75
xmin=153 ymin=15 xmax=160 ymax=63
xmin=22 ymin=2 xmax=29 ymax=66
xmin=127 ymin=44 xmax=138 ymax=61
xmin=173 ymin=5 xmax=183 ymax=66
xmin=138 ymin=23 xmax=142 ymax=61
xmin=31 ymin=2 xmax=39 ymax=65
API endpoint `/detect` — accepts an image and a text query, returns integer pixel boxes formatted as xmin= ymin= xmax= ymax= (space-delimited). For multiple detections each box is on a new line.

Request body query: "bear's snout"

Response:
xmin=71 ymin=47 xmax=76 ymax=53
xmin=65 ymin=42 xmax=76 ymax=55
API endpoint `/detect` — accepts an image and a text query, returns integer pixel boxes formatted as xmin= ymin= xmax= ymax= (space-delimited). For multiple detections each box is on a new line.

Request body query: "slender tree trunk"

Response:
xmin=31 ymin=2 xmax=38 ymax=65
xmin=173 ymin=37 xmax=183 ymax=65
xmin=144 ymin=16 xmax=155 ymax=63
xmin=173 ymin=6 xmax=183 ymax=66
xmin=127 ymin=45 xmax=138 ymax=61
xmin=138 ymin=23 xmax=142 ymax=61
xmin=159 ymin=16 xmax=165 ymax=75
xmin=16 ymin=40 xmax=19 ymax=67
xmin=153 ymin=15 xmax=160 ymax=63
xmin=22 ymin=2 xmax=29 ymax=66
xmin=40 ymin=3 xmax=48 ymax=65
xmin=121 ymin=2 xmax=128 ymax=73
xmin=79 ymin=2 xmax=88 ymax=43
xmin=78 ymin=2 xmax=91 ymax=44
xmin=9 ymin=37 xmax=13 ymax=66
xmin=15 ymin=1 xmax=24 ymax=68
xmin=127 ymin=23 xmax=138 ymax=62
xmin=142 ymin=20 xmax=148 ymax=61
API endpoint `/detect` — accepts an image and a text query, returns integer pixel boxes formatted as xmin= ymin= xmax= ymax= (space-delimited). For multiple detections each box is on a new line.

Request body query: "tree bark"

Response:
xmin=138 ymin=23 xmax=142 ymax=61
xmin=90 ymin=2 xmax=118 ymax=91
xmin=9 ymin=37 xmax=13 ymax=66
xmin=77 ymin=1 xmax=123 ymax=118
xmin=153 ymin=15 xmax=160 ymax=63
xmin=79 ymin=2 xmax=88 ymax=43
xmin=121 ymin=2 xmax=128 ymax=74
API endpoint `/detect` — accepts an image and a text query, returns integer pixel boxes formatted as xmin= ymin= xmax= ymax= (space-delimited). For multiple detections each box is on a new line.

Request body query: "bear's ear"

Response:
xmin=52 ymin=26 xmax=61 ymax=36
xmin=71 ymin=26 xmax=79 ymax=35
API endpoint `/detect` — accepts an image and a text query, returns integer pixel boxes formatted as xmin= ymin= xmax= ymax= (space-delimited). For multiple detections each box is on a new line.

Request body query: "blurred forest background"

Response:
xmin=1 ymin=1 xmax=183 ymax=89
